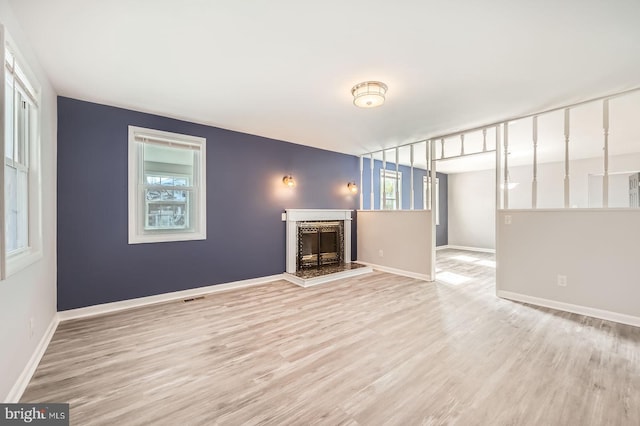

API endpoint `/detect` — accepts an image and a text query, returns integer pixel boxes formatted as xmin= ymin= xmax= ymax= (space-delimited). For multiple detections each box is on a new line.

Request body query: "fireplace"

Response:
xmin=284 ymin=209 xmax=352 ymax=274
xmin=297 ymin=221 xmax=344 ymax=269
xmin=283 ymin=209 xmax=372 ymax=286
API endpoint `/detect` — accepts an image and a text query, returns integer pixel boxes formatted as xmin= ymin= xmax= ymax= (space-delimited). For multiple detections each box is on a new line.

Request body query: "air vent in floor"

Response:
xmin=183 ymin=296 xmax=205 ymax=303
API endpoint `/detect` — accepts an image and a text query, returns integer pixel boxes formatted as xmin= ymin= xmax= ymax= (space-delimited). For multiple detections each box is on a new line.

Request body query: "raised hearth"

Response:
xmin=285 ymin=262 xmax=372 ymax=287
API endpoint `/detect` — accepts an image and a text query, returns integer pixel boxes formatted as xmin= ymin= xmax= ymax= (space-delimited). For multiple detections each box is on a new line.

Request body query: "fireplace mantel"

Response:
xmin=284 ymin=209 xmax=352 ymax=274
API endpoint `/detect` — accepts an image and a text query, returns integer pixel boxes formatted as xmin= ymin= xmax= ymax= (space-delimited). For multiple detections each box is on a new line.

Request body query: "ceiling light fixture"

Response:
xmin=351 ymin=81 xmax=388 ymax=108
xmin=283 ymin=175 xmax=296 ymax=187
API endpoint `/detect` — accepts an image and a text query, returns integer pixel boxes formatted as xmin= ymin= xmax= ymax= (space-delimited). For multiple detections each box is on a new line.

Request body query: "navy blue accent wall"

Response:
xmin=57 ymin=97 xmax=360 ymax=310
xmin=361 ymin=158 xmax=448 ymax=246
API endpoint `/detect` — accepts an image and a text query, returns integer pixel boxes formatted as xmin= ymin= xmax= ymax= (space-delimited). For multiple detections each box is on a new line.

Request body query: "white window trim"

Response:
xmin=424 ymin=176 xmax=440 ymax=225
xmin=380 ymin=169 xmax=402 ymax=210
xmin=128 ymin=126 xmax=206 ymax=244
xmin=1 ymin=28 xmax=43 ymax=279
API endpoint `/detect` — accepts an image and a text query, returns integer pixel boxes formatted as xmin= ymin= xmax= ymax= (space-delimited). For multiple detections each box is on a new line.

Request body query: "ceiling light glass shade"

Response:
xmin=351 ymin=81 xmax=388 ymax=108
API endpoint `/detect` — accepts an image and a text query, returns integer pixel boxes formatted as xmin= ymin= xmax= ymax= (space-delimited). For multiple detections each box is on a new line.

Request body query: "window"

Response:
xmin=380 ymin=169 xmax=402 ymax=210
xmin=1 ymin=40 xmax=42 ymax=279
xmin=128 ymin=126 xmax=206 ymax=244
xmin=424 ymin=176 xmax=440 ymax=225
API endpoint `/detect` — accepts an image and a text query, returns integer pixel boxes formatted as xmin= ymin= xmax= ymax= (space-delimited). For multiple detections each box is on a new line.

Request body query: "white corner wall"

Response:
xmin=447 ymin=169 xmax=496 ymax=250
xmin=0 ymin=1 xmax=57 ymax=402
xmin=357 ymin=210 xmax=432 ymax=279
xmin=497 ymin=210 xmax=640 ymax=325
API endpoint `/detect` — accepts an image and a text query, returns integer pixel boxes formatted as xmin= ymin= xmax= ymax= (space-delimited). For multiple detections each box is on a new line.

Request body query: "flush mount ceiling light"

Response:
xmin=351 ymin=81 xmax=388 ymax=108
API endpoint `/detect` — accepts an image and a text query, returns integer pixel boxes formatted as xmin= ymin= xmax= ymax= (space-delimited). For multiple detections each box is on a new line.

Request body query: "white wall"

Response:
xmin=447 ymin=152 xmax=640 ymax=250
xmin=357 ymin=210 xmax=432 ymax=279
xmin=497 ymin=210 xmax=640 ymax=324
xmin=447 ymin=169 xmax=496 ymax=250
xmin=507 ymin=153 xmax=640 ymax=209
xmin=0 ymin=1 xmax=57 ymax=402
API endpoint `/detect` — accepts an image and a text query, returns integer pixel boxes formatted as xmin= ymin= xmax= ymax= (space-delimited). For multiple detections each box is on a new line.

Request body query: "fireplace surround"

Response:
xmin=284 ymin=209 xmax=352 ymax=274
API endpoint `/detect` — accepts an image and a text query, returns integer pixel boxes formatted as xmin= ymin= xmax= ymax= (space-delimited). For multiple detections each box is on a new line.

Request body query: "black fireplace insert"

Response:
xmin=297 ymin=221 xmax=344 ymax=269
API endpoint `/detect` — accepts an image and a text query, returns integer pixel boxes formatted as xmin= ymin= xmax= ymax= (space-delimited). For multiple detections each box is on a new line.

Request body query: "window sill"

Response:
xmin=6 ymin=247 xmax=43 ymax=277
xmin=128 ymin=230 xmax=206 ymax=245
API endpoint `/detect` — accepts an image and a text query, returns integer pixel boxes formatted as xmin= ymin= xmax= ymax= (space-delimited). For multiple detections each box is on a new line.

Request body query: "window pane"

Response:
xmin=146 ymin=188 xmax=187 ymax=201
xmin=160 ymin=176 xmax=174 ymax=186
xmin=160 ymin=189 xmax=186 ymax=201
xmin=146 ymin=202 xmax=188 ymax=229
xmin=143 ymin=143 xmax=194 ymax=172
xmin=16 ymin=91 xmax=27 ymax=166
xmin=380 ymin=169 xmax=402 ymax=210
xmin=146 ymin=175 xmax=161 ymax=185
xmin=5 ymin=74 xmax=14 ymax=160
xmin=5 ymin=165 xmax=17 ymax=251
xmin=384 ymin=177 xmax=395 ymax=199
xmin=17 ymin=169 xmax=28 ymax=249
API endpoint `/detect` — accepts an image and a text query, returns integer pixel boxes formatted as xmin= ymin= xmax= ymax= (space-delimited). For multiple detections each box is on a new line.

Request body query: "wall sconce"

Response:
xmin=283 ymin=175 xmax=296 ymax=188
xmin=347 ymin=182 xmax=358 ymax=194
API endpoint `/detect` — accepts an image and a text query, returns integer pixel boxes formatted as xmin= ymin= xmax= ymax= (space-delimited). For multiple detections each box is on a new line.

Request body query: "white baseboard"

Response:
xmin=58 ymin=274 xmax=284 ymax=321
xmin=356 ymin=261 xmax=431 ymax=281
xmin=497 ymin=290 xmax=640 ymax=328
xmin=435 ymin=245 xmax=449 ymax=251
xmin=444 ymin=245 xmax=496 ymax=254
xmin=6 ymin=315 xmax=59 ymax=403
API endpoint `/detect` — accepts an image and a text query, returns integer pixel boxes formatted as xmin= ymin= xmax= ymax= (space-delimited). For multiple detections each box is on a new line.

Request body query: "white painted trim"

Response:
xmin=497 ymin=290 xmax=640 ymax=328
xmin=128 ymin=125 xmax=207 ymax=245
xmin=283 ymin=266 xmax=373 ymax=288
xmin=356 ymin=209 xmax=429 ymax=214
xmin=444 ymin=245 xmax=496 ymax=254
xmin=498 ymin=208 xmax=640 ymax=213
xmin=6 ymin=315 xmax=59 ymax=403
xmin=435 ymin=245 xmax=449 ymax=251
xmin=284 ymin=209 xmax=353 ymax=222
xmin=356 ymin=260 xmax=431 ymax=281
xmin=58 ymin=274 xmax=284 ymax=321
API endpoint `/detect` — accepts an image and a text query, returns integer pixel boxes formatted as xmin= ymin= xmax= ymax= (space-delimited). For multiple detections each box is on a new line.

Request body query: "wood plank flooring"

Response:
xmin=21 ymin=249 xmax=640 ymax=425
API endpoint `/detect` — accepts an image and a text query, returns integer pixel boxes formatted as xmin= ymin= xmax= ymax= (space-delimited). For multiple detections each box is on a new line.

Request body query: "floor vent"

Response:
xmin=183 ymin=296 xmax=205 ymax=303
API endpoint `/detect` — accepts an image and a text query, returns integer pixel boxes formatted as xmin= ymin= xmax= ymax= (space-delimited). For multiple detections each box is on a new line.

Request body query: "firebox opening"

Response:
xmin=297 ymin=221 xmax=344 ymax=270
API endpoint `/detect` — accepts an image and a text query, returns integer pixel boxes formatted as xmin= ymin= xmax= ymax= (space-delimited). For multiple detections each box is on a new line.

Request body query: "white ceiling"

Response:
xmin=8 ymin=0 xmax=640 ymax=170
xmin=388 ymin=90 xmax=640 ymax=173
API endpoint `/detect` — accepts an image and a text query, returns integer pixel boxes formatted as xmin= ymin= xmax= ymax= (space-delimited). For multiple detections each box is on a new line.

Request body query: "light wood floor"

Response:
xmin=22 ymin=249 xmax=640 ymax=425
